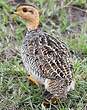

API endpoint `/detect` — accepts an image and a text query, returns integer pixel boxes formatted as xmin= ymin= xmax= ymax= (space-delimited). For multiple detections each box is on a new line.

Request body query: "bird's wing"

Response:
xmin=24 ymin=30 xmax=73 ymax=84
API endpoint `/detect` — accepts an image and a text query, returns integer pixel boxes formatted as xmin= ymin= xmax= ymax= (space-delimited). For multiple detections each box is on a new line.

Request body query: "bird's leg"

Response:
xmin=27 ymin=74 xmax=39 ymax=86
xmin=42 ymin=99 xmax=50 ymax=108
xmin=51 ymin=96 xmax=60 ymax=104
xmin=42 ymin=99 xmax=58 ymax=109
xmin=42 ymin=90 xmax=53 ymax=108
xmin=42 ymin=90 xmax=60 ymax=108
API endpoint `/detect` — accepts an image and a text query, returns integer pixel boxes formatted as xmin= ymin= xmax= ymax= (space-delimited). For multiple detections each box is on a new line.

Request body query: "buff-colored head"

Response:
xmin=14 ymin=3 xmax=39 ymax=30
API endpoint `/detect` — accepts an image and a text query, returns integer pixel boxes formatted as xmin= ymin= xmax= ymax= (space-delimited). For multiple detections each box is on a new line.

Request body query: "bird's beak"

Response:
xmin=11 ymin=10 xmax=20 ymax=20
xmin=14 ymin=11 xmax=19 ymax=15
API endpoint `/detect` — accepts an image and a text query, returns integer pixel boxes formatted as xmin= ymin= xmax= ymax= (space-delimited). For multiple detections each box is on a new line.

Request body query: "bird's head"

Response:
xmin=14 ymin=3 xmax=39 ymax=30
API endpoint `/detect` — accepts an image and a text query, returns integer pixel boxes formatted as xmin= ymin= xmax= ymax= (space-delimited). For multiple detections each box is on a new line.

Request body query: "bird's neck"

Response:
xmin=27 ymin=19 xmax=39 ymax=30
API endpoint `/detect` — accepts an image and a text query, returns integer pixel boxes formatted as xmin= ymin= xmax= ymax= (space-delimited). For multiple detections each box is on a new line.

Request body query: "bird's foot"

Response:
xmin=42 ymin=99 xmax=58 ymax=110
xmin=43 ymin=90 xmax=59 ymax=104
xmin=42 ymin=99 xmax=50 ymax=108
xmin=51 ymin=96 xmax=60 ymax=104
xmin=27 ymin=74 xmax=39 ymax=86
xmin=42 ymin=90 xmax=59 ymax=109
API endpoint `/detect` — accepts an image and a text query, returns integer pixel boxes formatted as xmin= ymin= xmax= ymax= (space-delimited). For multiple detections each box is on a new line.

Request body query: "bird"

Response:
xmin=14 ymin=3 xmax=75 ymax=104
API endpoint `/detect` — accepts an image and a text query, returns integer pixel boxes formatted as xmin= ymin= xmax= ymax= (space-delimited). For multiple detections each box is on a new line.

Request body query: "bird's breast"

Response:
xmin=21 ymin=44 xmax=45 ymax=85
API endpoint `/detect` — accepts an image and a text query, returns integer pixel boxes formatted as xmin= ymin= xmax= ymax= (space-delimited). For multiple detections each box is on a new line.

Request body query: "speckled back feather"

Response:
xmin=21 ymin=28 xmax=73 ymax=99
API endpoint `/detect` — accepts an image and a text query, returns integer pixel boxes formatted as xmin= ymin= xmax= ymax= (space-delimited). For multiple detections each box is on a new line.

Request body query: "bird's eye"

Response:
xmin=22 ymin=8 xmax=28 ymax=12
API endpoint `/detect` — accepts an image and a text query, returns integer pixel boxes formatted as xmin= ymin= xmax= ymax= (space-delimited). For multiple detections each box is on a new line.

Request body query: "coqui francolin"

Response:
xmin=14 ymin=3 xmax=75 ymax=106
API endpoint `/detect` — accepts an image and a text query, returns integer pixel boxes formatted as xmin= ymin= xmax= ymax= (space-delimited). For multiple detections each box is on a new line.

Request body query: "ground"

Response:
xmin=0 ymin=0 xmax=87 ymax=110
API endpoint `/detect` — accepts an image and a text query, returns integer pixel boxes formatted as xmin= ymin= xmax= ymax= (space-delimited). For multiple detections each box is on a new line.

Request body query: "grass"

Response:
xmin=0 ymin=0 xmax=87 ymax=110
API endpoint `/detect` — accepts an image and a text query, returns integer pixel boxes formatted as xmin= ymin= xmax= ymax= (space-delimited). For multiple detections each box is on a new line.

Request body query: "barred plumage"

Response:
xmin=21 ymin=29 xmax=74 ymax=100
